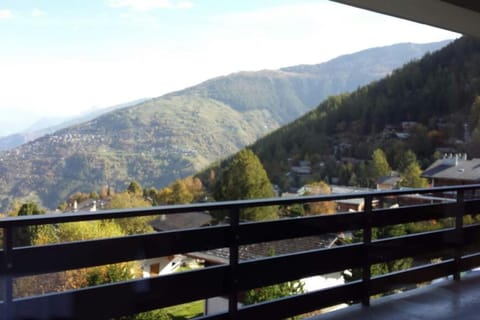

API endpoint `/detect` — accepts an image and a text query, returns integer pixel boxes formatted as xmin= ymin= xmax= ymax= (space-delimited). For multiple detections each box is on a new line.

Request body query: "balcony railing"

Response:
xmin=1 ymin=184 xmax=480 ymax=319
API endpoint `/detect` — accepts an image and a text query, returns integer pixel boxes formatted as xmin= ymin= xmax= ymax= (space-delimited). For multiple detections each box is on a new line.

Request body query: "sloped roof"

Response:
xmin=188 ymin=234 xmax=340 ymax=264
xmin=150 ymin=211 xmax=212 ymax=231
xmin=376 ymin=176 xmax=401 ymax=186
xmin=422 ymin=159 xmax=480 ymax=182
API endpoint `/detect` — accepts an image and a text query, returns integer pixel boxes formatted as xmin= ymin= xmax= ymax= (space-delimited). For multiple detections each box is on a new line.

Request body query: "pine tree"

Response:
xmin=214 ymin=149 xmax=278 ymax=221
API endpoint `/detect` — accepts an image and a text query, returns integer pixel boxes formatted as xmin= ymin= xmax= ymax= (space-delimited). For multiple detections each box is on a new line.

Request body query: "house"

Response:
xmin=142 ymin=212 xmax=212 ymax=278
xmin=150 ymin=211 xmax=212 ymax=231
xmin=376 ymin=175 xmax=401 ymax=190
xmin=189 ymin=234 xmax=347 ymax=316
xmin=331 ymin=185 xmax=377 ymax=212
xmin=401 ymin=121 xmax=418 ymax=131
xmin=422 ymin=154 xmax=480 ymax=187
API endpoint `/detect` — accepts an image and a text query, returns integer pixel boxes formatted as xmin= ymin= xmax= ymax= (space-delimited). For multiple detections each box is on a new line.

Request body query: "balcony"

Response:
xmin=2 ymin=184 xmax=480 ymax=319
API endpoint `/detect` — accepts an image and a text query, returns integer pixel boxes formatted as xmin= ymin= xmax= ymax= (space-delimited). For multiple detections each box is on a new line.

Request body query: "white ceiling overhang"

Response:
xmin=333 ymin=0 xmax=480 ymax=38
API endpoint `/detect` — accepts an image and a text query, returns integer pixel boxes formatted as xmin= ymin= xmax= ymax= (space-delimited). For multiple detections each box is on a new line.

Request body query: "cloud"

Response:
xmin=32 ymin=8 xmax=46 ymax=17
xmin=108 ymin=0 xmax=193 ymax=11
xmin=0 ymin=9 xmax=13 ymax=19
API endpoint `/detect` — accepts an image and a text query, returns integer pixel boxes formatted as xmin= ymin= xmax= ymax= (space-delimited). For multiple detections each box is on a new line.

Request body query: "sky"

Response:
xmin=0 ymin=0 xmax=459 ymax=135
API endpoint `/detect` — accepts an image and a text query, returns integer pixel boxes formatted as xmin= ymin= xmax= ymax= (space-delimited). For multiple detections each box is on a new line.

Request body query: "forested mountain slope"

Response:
xmin=246 ymin=37 xmax=480 ymax=188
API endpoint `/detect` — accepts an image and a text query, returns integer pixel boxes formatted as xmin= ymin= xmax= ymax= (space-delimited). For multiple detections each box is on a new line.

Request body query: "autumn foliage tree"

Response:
xmin=368 ymin=148 xmax=391 ymax=187
xmin=303 ymin=181 xmax=336 ymax=215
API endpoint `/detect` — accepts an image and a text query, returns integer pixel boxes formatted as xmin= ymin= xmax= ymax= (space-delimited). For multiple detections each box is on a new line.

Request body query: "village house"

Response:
xmin=188 ymin=234 xmax=347 ymax=316
xmin=376 ymin=175 xmax=402 ymax=190
xmin=142 ymin=212 xmax=212 ymax=277
xmin=331 ymin=185 xmax=377 ymax=212
xmin=422 ymin=154 xmax=480 ymax=187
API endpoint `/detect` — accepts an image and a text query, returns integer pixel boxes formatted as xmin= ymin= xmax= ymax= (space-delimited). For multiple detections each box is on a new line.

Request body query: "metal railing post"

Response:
xmin=362 ymin=195 xmax=373 ymax=306
xmin=229 ymin=208 xmax=240 ymax=319
xmin=454 ymin=189 xmax=464 ymax=281
xmin=2 ymin=226 xmax=13 ymax=320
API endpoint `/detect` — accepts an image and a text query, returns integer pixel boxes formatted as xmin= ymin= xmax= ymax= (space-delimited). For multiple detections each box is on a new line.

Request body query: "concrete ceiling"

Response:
xmin=333 ymin=0 xmax=480 ymax=38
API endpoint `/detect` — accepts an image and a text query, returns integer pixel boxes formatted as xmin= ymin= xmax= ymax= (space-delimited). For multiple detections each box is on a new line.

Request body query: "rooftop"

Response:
xmin=422 ymin=157 xmax=480 ymax=181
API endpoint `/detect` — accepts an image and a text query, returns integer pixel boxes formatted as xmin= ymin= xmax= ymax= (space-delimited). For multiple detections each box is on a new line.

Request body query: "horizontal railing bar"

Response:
xmin=238 ymin=212 xmax=362 ymax=245
xmin=11 ymin=225 xmax=230 ymax=277
xmin=237 ymin=281 xmax=363 ymax=320
xmin=194 ymin=312 xmax=229 ymax=320
xmin=236 ymin=244 xmax=364 ymax=291
xmin=1 ymin=184 xmax=479 ymax=227
xmin=465 ymin=199 xmax=480 ymax=212
xmin=368 ymin=229 xmax=457 ymax=264
xmin=463 ymin=223 xmax=480 ymax=240
xmin=460 ymin=252 xmax=480 ymax=271
xmin=369 ymin=260 xmax=455 ymax=295
xmin=371 ymin=202 xmax=458 ymax=228
xmin=13 ymin=265 xmax=229 ymax=319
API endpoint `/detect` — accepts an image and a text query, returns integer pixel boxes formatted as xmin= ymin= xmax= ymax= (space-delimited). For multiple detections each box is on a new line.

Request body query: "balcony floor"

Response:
xmin=314 ymin=270 xmax=480 ymax=320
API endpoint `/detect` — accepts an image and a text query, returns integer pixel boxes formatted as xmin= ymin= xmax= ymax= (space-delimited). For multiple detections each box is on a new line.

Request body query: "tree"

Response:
xmin=369 ymin=149 xmax=391 ymax=187
xmin=408 ymin=124 xmax=433 ymax=159
xmin=283 ymin=204 xmax=305 ymax=217
xmin=14 ymin=220 xmax=138 ymax=298
xmin=106 ymin=192 xmax=154 ymax=235
xmin=183 ymin=176 xmax=204 ymax=201
xmin=303 ymin=181 xmax=336 ymax=215
xmin=400 ymin=162 xmax=429 ymax=188
xmin=127 ymin=181 xmax=143 ymax=196
xmin=13 ymin=202 xmax=45 ymax=247
xmin=243 ymin=248 xmax=305 ymax=309
xmin=397 ymin=150 xmax=418 ymax=174
xmin=214 ymin=149 xmax=278 ymax=221
xmin=107 ymin=191 xmax=151 ymax=210
xmin=355 ymin=162 xmax=370 ymax=187
xmin=171 ymin=180 xmax=194 ymax=204
xmin=244 ymin=280 xmax=305 ymax=305
xmin=344 ymin=224 xmax=412 ymax=285
xmin=156 ymin=187 xmax=174 ymax=205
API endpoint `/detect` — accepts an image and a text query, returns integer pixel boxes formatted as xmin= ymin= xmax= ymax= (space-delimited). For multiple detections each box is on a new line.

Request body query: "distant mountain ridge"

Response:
xmin=174 ymin=40 xmax=451 ymax=124
xmin=0 ymin=40 xmax=451 ymax=210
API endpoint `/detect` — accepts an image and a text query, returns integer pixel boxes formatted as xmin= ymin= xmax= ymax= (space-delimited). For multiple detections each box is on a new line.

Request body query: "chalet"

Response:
xmin=142 ymin=212 xmax=212 ymax=278
xmin=401 ymin=121 xmax=418 ymax=131
xmin=376 ymin=175 xmax=401 ymax=190
xmin=422 ymin=154 xmax=480 ymax=187
xmin=331 ymin=185 xmax=377 ymax=212
xmin=150 ymin=211 xmax=212 ymax=231
xmin=188 ymin=234 xmax=347 ymax=316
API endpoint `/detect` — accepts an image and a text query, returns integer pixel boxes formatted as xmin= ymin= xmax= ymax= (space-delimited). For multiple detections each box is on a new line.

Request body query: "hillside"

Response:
xmin=243 ymin=36 xmax=480 ymax=189
xmin=0 ymin=99 xmax=148 ymax=151
xmin=0 ymin=41 xmax=450 ymax=210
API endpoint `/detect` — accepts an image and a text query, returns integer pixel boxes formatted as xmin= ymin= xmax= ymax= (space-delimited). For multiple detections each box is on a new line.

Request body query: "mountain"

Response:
xmin=243 ymin=36 xmax=480 ymax=189
xmin=178 ymin=40 xmax=451 ymax=124
xmin=0 ymin=40 xmax=451 ymax=210
xmin=0 ymin=99 xmax=149 ymax=151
